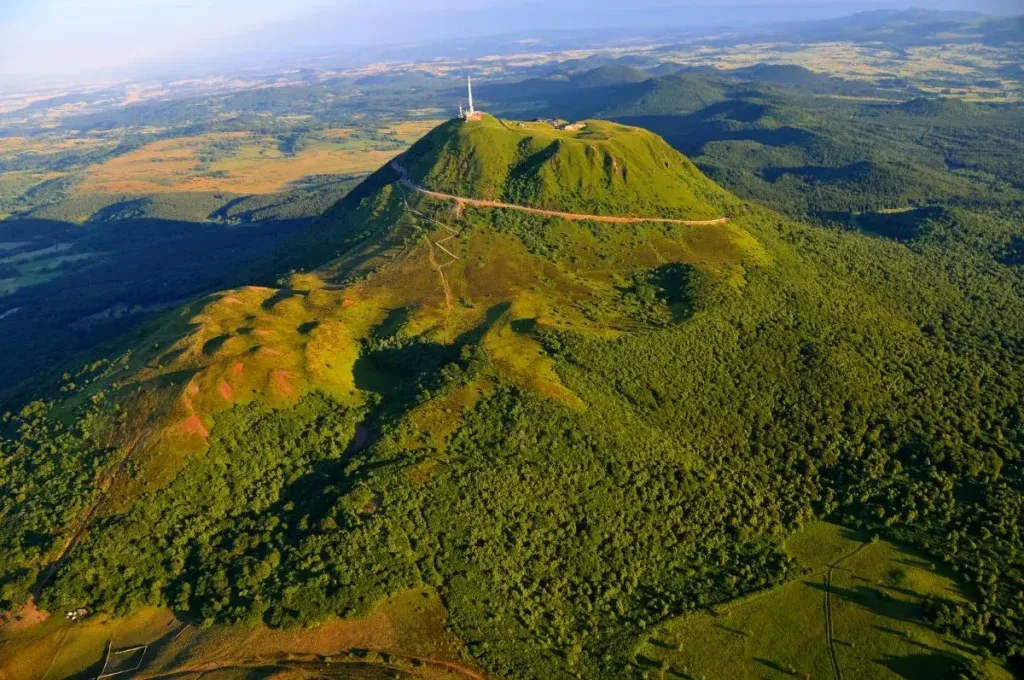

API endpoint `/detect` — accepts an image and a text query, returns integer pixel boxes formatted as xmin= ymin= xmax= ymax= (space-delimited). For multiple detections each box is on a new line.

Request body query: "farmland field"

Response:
xmin=72 ymin=129 xmax=412 ymax=196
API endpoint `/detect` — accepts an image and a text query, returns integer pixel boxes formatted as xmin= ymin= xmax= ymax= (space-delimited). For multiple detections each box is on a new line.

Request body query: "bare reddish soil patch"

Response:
xmin=2 ymin=597 xmax=48 ymax=632
xmin=218 ymin=381 xmax=233 ymax=401
xmin=271 ymin=370 xmax=295 ymax=396
xmin=182 ymin=415 xmax=209 ymax=438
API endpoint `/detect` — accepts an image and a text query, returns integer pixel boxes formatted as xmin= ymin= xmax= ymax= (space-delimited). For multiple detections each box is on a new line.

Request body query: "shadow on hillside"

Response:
xmin=613 ymin=115 xmax=816 ymax=157
xmin=353 ymin=301 xmax=511 ymax=418
xmin=877 ymin=652 xmax=958 ymax=679
xmin=0 ymin=216 xmax=305 ymax=403
xmin=753 ymin=657 xmax=797 ymax=675
xmin=806 ymin=581 xmax=924 ymax=624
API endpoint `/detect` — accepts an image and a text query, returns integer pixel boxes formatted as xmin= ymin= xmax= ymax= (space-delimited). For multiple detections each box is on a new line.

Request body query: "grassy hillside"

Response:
xmin=1 ymin=115 xmax=1023 ymax=680
xmin=399 ymin=115 xmax=730 ymax=219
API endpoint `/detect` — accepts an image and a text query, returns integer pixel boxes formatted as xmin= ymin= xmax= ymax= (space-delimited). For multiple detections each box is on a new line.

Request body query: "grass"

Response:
xmin=0 ymin=607 xmax=176 ymax=680
xmin=401 ymin=115 xmax=732 ymax=220
xmin=0 ymin=588 xmax=475 ymax=680
xmin=634 ymin=522 xmax=1011 ymax=680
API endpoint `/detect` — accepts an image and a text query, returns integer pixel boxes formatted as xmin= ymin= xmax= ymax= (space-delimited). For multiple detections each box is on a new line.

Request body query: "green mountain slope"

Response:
xmin=1 ymin=116 xmax=1022 ymax=680
xmin=399 ymin=115 xmax=729 ymax=219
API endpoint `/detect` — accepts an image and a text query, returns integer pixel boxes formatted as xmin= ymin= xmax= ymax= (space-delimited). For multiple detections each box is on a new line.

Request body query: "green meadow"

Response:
xmin=636 ymin=522 xmax=1010 ymax=680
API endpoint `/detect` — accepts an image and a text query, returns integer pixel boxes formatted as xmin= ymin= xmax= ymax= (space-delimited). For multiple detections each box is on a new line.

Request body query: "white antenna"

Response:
xmin=467 ymin=76 xmax=474 ymax=116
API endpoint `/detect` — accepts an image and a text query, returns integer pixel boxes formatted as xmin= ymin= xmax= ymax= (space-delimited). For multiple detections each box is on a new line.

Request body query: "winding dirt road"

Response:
xmin=141 ymin=651 xmax=486 ymax=680
xmin=391 ymin=162 xmax=728 ymax=226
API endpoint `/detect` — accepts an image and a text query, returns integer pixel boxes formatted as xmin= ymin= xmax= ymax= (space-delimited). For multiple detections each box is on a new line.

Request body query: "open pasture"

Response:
xmin=635 ymin=522 xmax=1011 ymax=680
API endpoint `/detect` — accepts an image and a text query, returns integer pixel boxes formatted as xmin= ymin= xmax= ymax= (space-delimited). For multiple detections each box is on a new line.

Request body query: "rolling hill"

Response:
xmin=1 ymin=115 xmax=1023 ymax=680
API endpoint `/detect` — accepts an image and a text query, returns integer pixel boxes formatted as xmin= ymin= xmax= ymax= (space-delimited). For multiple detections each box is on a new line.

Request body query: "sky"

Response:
xmin=0 ymin=0 xmax=1016 ymax=88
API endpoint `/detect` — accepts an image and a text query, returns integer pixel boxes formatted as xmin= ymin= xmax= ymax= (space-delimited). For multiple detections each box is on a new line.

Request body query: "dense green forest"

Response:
xmin=19 ymin=200 xmax=1024 ymax=678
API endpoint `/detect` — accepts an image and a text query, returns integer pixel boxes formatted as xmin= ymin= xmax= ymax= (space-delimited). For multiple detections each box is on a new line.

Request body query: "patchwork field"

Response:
xmin=72 ymin=129 xmax=405 ymax=196
xmin=0 ymin=134 xmax=117 ymax=160
xmin=635 ymin=522 xmax=1011 ymax=680
xmin=381 ymin=119 xmax=447 ymax=143
xmin=676 ymin=42 xmax=1023 ymax=102
xmin=0 ymin=121 xmax=446 ymax=214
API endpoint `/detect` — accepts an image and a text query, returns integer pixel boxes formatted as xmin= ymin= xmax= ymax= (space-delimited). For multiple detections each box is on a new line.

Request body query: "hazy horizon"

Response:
xmin=1 ymin=0 xmax=1017 ymax=89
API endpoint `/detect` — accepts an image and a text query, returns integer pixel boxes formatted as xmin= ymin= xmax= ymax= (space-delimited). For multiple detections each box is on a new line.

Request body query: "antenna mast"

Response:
xmin=460 ymin=76 xmax=480 ymax=120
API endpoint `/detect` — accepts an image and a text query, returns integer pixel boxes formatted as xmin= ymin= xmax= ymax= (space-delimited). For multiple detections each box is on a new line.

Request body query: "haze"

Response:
xmin=0 ymin=0 xmax=1016 ymax=87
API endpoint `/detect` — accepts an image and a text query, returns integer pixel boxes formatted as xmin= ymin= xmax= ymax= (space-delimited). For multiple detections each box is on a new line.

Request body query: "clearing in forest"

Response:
xmin=635 ymin=522 xmax=1011 ymax=680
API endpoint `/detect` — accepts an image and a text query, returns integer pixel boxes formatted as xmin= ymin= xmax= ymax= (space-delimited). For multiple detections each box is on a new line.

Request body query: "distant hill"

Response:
xmin=730 ymin=64 xmax=825 ymax=86
xmin=723 ymin=63 xmax=878 ymax=96
xmin=570 ymin=64 xmax=650 ymax=88
xmin=599 ymin=73 xmax=732 ymax=117
xmin=893 ymin=96 xmax=980 ymax=118
xmin=733 ymin=8 xmax=1020 ymax=47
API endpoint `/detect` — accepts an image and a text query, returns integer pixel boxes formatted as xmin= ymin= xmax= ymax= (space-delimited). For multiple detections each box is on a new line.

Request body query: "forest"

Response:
xmin=9 ymin=197 xmax=1022 ymax=680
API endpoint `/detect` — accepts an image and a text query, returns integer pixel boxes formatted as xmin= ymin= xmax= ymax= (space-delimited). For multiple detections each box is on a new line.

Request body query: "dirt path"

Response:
xmin=31 ymin=429 xmax=146 ymax=600
xmin=391 ymin=162 xmax=728 ymax=226
xmin=394 ymin=174 xmax=461 ymax=339
xmin=424 ymin=235 xmax=454 ymax=313
xmin=140 ymin=650 xmax=486 ymax=680
xmin=823 ymin=542 xmax=872 ymax=680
